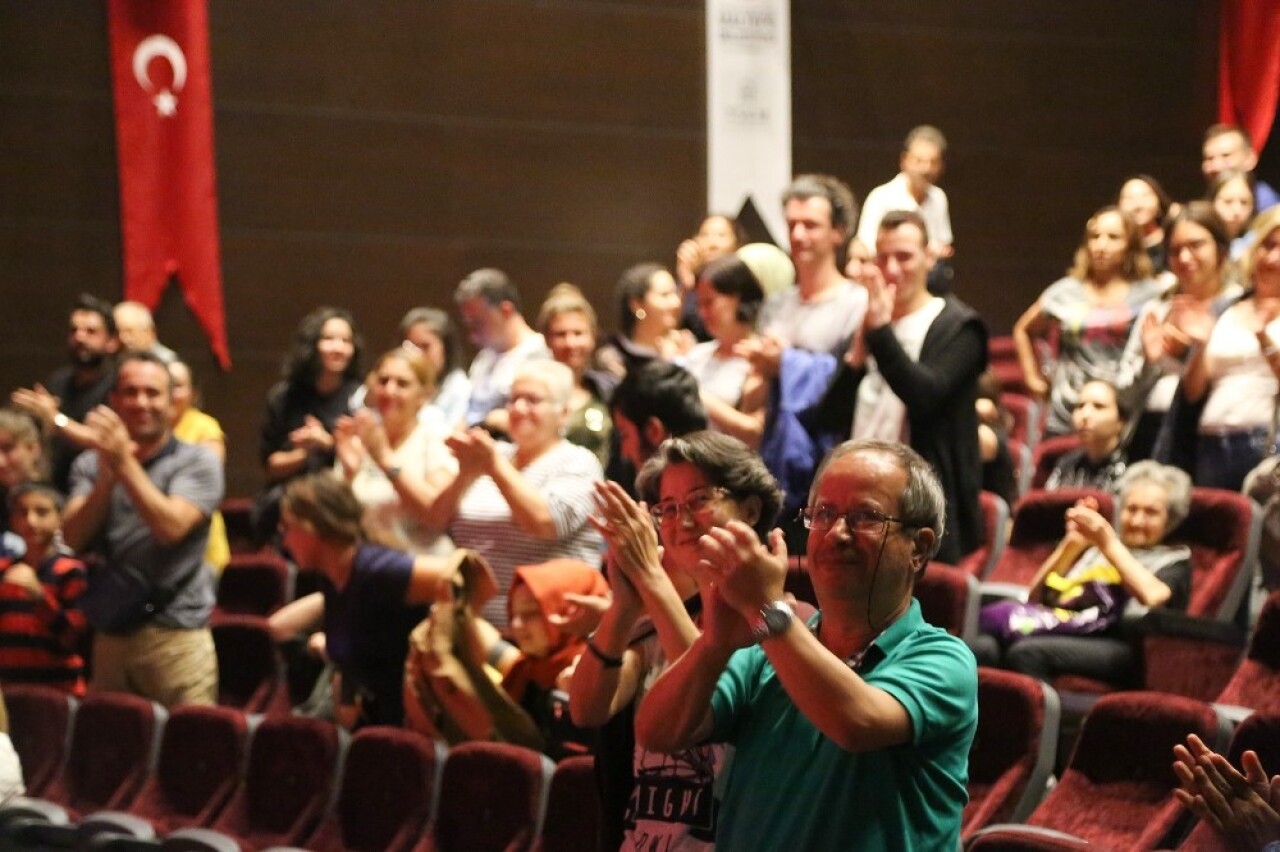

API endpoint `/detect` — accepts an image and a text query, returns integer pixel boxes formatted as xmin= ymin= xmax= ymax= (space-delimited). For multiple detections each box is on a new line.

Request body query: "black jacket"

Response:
xmin=812 ymin=296 xmax=988 ymax=564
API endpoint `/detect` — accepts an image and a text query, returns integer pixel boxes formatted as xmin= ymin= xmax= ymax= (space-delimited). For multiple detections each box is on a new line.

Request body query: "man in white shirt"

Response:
xmin=454 ymin=268 xmax=549 ymax=433
xmin=822 ymin=210 xmax=985 ymax=564
xmin=854 ymin=126 xmax=954 ymax=292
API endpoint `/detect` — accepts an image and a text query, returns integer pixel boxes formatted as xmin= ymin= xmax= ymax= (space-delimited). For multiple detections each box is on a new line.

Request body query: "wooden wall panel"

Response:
xmin=0 ymin=0 xmax=1218 ymax=497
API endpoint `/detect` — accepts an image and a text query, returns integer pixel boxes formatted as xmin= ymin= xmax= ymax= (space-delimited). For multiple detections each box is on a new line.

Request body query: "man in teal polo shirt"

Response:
xmin=636 ymin=438 xmax=977 ymax=851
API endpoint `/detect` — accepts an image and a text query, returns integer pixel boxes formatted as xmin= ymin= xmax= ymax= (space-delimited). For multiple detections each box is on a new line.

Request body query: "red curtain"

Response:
xmin=107 ymin=0 xmax=230 ymax=368
xmin=1219 ymin=0 xmax=1280 ymax=154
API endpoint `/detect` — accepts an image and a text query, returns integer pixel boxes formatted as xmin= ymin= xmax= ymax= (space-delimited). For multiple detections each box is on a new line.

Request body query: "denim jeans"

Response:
xmin=1196 ymin=427 xmax=1272 ymax=491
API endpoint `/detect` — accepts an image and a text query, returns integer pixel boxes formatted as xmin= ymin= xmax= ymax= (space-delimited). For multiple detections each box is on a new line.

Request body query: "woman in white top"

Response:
xmin=425 ymin=360 xmax=604 ymax=627
xmin=1183 ymin=206 xmax=1280 ymax=489
xmin=681 ymin=255 xmax=768 ymax=448
xmin=335 ymin=347 xmax=456 ymax=555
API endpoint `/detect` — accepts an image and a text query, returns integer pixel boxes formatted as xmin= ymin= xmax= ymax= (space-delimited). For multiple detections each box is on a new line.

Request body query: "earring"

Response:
xmin=635 ymin=308 xmax=647 ymax=321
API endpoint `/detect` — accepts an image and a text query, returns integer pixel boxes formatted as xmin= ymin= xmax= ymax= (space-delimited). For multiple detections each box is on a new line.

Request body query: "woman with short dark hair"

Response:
xmin=571 ymin=431 xmax=782 ymax=851
xmin=681 ymin=256 xmax=769 ymax=448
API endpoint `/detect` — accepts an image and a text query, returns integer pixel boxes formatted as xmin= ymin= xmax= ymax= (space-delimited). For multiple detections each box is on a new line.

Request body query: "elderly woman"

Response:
xmin=596 ymin=263 xmax=687 ymax=378
xmin=1183 ymin=206 xmax=1280 ymax=490
xmin=334 ymin=347 xmax=456 ymax=556
xmin=267 ymin=472 xmax=493 ymax=729
xmin=537 ymin=283 xmax=616 ymax=466
xmin=571 ymin=431 xmax=783 ymax=851
xmin=425 ymin=360 xmax=604 ymax=627
xmin=1013 ymin=206 xmax=1165 ymax=437
xmin=1044 ymin=379 xmax=1129 ymax=492
xmin=973 ymin=461 xmax=1193 ymax=686
xmin=681 ymin=255 xmax=769 ymax=448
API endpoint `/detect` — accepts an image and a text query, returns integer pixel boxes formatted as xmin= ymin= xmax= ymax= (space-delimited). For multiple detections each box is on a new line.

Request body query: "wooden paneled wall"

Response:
xmin=0 ymin=1 xmax=1220 ymax=496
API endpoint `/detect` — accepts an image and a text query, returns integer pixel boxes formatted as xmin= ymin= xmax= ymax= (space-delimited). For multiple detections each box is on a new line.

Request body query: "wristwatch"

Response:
xmin=52 ymin=412 xmax=69 ymax=431
xmin=751 ymin=600 xmax=795 ymax=644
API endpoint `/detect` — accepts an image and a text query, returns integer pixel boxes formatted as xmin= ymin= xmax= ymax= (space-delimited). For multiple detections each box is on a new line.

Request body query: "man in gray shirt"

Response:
xmin=64 ymin=352 xmax=222 ymax=706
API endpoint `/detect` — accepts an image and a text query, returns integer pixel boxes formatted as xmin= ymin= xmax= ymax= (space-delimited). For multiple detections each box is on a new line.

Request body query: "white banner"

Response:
xmin=707 ymin=0 xmax=791 ymax=245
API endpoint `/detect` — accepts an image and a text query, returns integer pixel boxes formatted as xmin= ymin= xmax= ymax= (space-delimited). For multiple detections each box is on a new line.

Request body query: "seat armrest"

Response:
xmin=0 ymin=797 xmax=70 ymax=827
xmin=966 ymin=823 xmax=1091 ymax=849
xmin=1132 ymin=608 xmax=1247 ymax=645
xmin=978 ymin=582 xmax=1029 ymax=604
xmin=80 ymin=810 xmax=158 ymax=841
xmin=160 ymin=827 xmax=243 ymax=852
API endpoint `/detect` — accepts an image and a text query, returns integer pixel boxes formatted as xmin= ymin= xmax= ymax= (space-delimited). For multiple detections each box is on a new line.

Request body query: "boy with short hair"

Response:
xmin=0 ymin=483 xmax=88 ymax=694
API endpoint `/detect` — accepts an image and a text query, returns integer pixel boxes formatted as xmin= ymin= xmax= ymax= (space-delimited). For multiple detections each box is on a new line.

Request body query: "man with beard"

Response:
xmin=11 ymin=294 xmax=120 ymax=493
xmin=63 ymin=352 xmax=222 ymax=706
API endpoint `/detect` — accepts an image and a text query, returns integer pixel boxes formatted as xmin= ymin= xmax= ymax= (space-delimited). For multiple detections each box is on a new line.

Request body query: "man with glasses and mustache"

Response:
xmin=636 ymin=439 xmax=977 ymax=851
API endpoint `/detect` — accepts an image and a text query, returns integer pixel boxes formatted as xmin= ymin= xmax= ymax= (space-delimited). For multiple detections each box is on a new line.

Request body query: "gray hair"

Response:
xmin=512 ymin=359 xmax=574 ymax=411
xmin=1117 ymin=460 xmax=1193 ymax=533
xmin=809 ymin=439 xmax=947 ymax=559
xmin=636 ymin=431 xmax=783 ymax=538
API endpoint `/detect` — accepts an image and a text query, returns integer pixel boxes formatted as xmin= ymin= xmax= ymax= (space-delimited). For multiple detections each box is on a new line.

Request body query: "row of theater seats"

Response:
xmin=787 ymin=488 xmax=1271 ymax=708
xmin=970 ymin=697 xmax=1280 ymax=849
xmin=211 ymin=483 xmax=1272 ymax=713
xmin=1 ymin=689 xmax=597 ymax=851
xmin=8 ymin=668 xmax=1279 ymax=851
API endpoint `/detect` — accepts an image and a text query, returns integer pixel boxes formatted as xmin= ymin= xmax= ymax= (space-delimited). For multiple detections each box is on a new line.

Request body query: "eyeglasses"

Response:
xmin=649 ymin=486 xmax=730 ymax=525
xmin=798 ymin=506 xmax=915 ymax=533
xmin=508 ymin=392 xmax=549 ymax=407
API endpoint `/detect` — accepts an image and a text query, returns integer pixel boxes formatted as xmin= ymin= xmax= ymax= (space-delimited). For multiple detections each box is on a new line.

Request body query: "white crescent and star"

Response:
xmin=131 ymin=34 xmax=188 ymax=118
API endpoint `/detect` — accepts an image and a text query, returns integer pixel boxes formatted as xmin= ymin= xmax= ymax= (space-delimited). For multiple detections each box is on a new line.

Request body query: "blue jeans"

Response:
xmin=1196 ymin=428 xmax=1272 ymax=491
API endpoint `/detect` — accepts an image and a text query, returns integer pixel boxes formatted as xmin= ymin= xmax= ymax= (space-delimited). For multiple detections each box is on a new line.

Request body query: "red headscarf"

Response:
xmin=502 ymin=559 xmax=607 ymax=703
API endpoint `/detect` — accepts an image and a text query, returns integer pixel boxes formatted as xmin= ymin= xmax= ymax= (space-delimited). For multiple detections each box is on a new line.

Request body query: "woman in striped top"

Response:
xmin=426 ymin=361 xmax=604 ymax=627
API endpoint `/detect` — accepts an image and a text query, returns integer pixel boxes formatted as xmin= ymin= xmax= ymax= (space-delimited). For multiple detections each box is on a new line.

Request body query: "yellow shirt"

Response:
xmin=173 ymin=408 xmax=231 ymax=573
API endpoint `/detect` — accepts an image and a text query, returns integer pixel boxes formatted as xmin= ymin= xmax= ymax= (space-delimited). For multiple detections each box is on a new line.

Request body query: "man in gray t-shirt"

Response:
xmin=65 ymin=352 xmax=223 ymax=707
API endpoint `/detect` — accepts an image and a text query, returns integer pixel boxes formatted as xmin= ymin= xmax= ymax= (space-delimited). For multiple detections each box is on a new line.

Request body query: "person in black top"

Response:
xmin=11 ymin=294 xmax=119 ymax=494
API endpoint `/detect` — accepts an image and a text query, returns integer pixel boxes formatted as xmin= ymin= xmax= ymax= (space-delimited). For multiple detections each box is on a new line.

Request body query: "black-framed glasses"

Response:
xmin=798 ymin=506 xmax=915 ymax=533
xmin=650 ymin=486 xmax=730 ymax=525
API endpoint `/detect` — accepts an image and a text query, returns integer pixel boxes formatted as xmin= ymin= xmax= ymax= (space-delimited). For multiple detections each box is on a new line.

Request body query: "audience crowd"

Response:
xmin=1 ymin=121 xmax=1279 ymax=850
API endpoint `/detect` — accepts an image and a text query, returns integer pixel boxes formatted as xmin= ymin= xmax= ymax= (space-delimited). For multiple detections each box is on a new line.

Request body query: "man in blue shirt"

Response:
xmin=636 ymin=438 xmax=977 ymax=851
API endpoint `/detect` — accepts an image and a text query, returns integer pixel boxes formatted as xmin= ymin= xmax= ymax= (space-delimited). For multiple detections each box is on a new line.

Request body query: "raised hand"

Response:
xmin=696 ymin=520 xmax=788 ymax=619
xmin=445 ymin=428 xmax=497 ymax=477
xmin=589 ymin=480 xmax=664 ymax=591
xmin=1173 ymin=733 xmax=1280 ymax=849
xmin=289 ymin=415 xmax=335 ymax=453
xmin=332 ymin=416 xmax=365 ymax=478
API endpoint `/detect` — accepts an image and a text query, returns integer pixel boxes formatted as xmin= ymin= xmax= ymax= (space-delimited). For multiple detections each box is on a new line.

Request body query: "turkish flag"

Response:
xmin=107 ymin=0 xmax=230 ymax=368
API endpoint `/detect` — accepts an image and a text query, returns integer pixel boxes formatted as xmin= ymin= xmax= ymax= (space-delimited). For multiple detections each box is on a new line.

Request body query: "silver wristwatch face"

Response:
xmin=756 ymin=600 xmax=795 ymax=641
